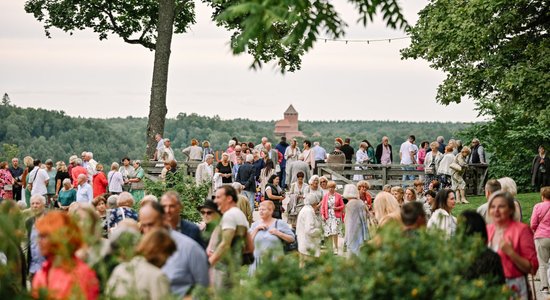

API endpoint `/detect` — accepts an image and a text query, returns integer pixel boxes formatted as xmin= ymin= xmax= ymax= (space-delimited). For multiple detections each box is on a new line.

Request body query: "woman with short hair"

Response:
xmin=264 ymin=175 xmax=285 ymax=219
xmin=498 ymin=177 xmax=522 ymax=222
xmin=353 ymin=142 xmax=369 ymax=181
xmin=202 ymin=140 xmax=214 ymax=162
xmin=487 ymin=191 xmax=538 ymax=299
xmin=92 ymin=164 xmax=108 ymax=198
xmin=451 ymin=146 xmax=471 ymax=204
xmin=284 ymin=139 xmax=301 ymax=163
xmin=320 ymin=181 xmax=344 ymax=254
xmin=108 ymin=163 xmax=124 ymax=195
xmin=357 ymin=180 xmax=373 ymax=210
xmin=287 ymin=171 xmax=309 ymax=229
xmin=54 ymin=161 xmax=70 ymax=196
xmin=215 ymin=153 xmax=233 ymax=185
xmin=437 ymin=146 xmax=455 ymax=189
xmin=92 ymin=196 xmax=109 ymax=238
xmin=296 ymin=194 xmax=323 ymax=261
xmin=391 ymin=186 xmax=405 ymax=206
xmin=32 ymin=211 xmax=99 ymax=299
xmin=107 ymin=193 xmax=138 ymax=232
xmin=427 ymin=189 xmax=457 ymax=237
xmin=424 ymin=141 xmax=443 ymax=191
xmin=0 ymin=161 xmax=14 ymax=200
xmin=343 ymin=184 xmax=369 ymax=255
xmin=128 ymin=160 xmax=145 ymax=202
xmin=249 ymin=201 xmax=295 ymax=274
xmin=107 ymin=228 xmax=176 ymax=299
xmin=58 ymin=178 xmax=76 ymax=210
xmin=182 ymin=139 xmax=203 ymax=161
xmin=304 ymin=175 xmax=323 ymax=209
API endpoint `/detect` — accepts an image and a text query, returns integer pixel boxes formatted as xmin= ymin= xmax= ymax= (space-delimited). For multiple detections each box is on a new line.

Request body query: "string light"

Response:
xmin=319 ymin=36 xmax=409 ymax=44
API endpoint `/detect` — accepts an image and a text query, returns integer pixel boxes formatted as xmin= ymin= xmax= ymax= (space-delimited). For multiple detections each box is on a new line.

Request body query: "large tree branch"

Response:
xmin=97 ymin=3 xmax=156 ymax=50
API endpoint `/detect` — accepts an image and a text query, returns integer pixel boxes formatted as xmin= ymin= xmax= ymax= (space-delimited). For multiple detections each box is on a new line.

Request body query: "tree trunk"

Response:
xmin=146 ymin=0 xmax=175 ymax=158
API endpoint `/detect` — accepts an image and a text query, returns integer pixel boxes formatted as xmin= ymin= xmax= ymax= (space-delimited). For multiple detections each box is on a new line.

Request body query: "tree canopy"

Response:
xmin=402 ymin=0 xmax=550 ymax=190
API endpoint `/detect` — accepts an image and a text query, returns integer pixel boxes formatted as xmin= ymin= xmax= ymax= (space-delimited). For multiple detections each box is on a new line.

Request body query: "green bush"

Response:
xmin=196 ymin=224 xmax=510 ymax=300
xmin=144 ymin=169 xmax=210 ymax=222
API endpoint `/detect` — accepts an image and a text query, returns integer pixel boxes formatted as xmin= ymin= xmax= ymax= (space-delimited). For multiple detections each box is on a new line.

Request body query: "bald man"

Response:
xmin=139 ymin=202 xmax=209 ymax=296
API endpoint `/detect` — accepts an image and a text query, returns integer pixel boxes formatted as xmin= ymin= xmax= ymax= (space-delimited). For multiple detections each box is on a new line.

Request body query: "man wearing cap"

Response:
xmin=197 ymin=199 xmax=222 ymax=247
xmin=468 ymin=138 xmax=486 ymax=164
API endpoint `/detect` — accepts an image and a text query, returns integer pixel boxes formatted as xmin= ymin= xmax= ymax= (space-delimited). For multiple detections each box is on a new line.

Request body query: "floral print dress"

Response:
xmin=323 ymin=195 xmax=343 ymax=237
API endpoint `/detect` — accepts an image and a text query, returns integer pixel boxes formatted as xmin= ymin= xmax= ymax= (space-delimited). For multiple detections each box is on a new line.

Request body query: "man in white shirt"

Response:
xmin=76 ymin=174 xmax=93 ymax=203
xmin=28 ymin=159 xmax=50 ymax=197
xmin=399 ymin=135 xmax=418 ymax=183
xmin=154 ymin=133 xmax=165 ymax=160
xmin=209 ymin=186 xmax=250 ymax=287
xmin=161 ymin=139 xmax=176 ymax=162
xmin=254 ymin=137 xmax=268 ymax=152
xmin=196 ymin=154 xmax=214 ymax=198
xmin=85 ymin=152 xmax=98 ymax=183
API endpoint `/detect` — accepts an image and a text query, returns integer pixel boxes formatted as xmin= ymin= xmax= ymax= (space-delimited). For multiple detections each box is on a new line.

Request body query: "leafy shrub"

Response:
xmin=196 ymin=224 xmax=510 ymax=299
xmin=144 ymin=169 xmax=210 ymax=222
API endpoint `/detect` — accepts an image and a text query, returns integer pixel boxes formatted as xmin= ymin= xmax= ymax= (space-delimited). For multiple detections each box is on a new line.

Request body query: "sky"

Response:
xmin=0 ymin=0 xmax=481 ymax=122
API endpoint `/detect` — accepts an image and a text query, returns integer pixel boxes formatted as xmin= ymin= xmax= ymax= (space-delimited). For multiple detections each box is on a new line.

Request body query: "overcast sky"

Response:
xmin=0 ymin=0 xmax=481 ymax=122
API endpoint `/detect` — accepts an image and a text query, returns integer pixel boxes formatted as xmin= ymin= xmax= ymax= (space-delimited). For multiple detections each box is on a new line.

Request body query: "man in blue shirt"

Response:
xmin=275 ymin=137 xmax=289 ymax=189
xmin=312 ymin=141 xmax=327 ymax=175
xmin=139 ymin=201 xmax=209 ymax=296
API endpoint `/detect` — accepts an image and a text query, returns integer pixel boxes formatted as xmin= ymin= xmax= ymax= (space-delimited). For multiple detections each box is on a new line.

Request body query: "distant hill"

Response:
xmin=0 ymin=103 xmax=473 ymax=164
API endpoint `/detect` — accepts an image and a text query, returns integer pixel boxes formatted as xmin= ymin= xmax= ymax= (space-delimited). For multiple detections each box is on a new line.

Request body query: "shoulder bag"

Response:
xmin=275 ymin=220 xmax=298 ymax=254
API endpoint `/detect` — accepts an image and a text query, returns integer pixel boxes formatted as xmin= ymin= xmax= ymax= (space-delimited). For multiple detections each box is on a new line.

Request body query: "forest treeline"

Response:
xmin=0 ymin=102 xmax=471 ymax=165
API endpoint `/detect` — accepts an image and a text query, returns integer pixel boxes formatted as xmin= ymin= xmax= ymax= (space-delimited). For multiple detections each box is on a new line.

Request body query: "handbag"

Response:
xmin=3 ymin=184 xmax=13 ymax=191
xmin=276 ymin=220 xmax=298 ymax=254
xmin=449 ymin=162 xmax=462 ymax=172
xmin=241 ymin=231 xmax=255 ymax=265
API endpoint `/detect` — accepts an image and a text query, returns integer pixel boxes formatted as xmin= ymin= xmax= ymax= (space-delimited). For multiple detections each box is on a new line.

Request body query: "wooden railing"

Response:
xmin=316 ymin=163 xmax=489 ymax=195
xmin=142 ymin=160 xmax=201 ymax=182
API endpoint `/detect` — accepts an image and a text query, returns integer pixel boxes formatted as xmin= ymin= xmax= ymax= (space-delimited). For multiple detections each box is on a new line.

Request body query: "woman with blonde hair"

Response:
xmin=391 ymin=186 xmax=405 ymax=206
xmin=357 ymin=180 xmax=373 ymax=210
xmin=107 ymin=228 xmax=176 ymax=299
xmin=54 ymin=161 xmax=70 ymax=196
xmin=215 ymin=152 xmax=233 ymax=184
xmin=372 ymin=192 xmax=402 ymax=227
xmin=202 ymin=140 xmax=214 ymax=162
xmin=498 ymin=177 xmax=522 ymax=222
xmin=451 ymin=146 xmax=471 ymax=204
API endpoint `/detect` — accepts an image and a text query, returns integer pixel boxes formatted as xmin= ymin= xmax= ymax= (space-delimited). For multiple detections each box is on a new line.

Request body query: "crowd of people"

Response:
xmin=0 ymin=134 xmax=548 ymax=300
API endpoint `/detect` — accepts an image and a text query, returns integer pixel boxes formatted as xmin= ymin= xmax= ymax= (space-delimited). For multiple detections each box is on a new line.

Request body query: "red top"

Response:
xmin=32 ymin=257 xmax=99 ymax=300
xmin=487 ymin=221 xmax=538 ymax=278
xmin=92 ymin=172 xmax=108 ymax=198
xmin=360 ymin=192 xmax=373 ymax=209
xmin=321 ymin=192 xmax=345 ymax=220
xmin=71 ymin=166 xmax=87 ymax=187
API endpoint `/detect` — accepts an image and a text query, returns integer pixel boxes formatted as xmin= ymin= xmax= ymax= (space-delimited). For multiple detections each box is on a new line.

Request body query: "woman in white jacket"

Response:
xmin=296 ymin=194 xmax=323 ymax=263
xmin=427 ymin=189 xmax=457 ymax=237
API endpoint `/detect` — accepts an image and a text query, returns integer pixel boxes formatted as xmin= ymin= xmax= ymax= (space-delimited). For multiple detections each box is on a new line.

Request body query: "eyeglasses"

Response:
xmin=200 ymin=210 xmax=214 ymax=215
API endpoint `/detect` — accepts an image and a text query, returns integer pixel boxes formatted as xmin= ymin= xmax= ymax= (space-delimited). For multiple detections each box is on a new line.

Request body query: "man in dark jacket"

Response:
xmin=161 ymin=191 xmax=205 ymax=248
xmin=275 ymin=137 xmax=289 ymax=188
xmin=375 ymin=136 xmax=393 ymax=165
xmin=236 ymin=154 xmax=256 ymax=210
xmin=340 ymin=138 xmax=354 ymax=179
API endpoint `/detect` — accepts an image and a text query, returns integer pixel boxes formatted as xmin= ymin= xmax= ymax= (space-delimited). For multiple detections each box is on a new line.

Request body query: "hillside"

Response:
xmin=0 ymin=102 xmax=472 ymax=165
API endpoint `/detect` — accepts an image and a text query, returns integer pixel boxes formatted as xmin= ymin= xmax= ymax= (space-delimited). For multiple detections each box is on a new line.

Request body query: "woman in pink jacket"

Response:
xmin=530 ymin=187 xmax=550 ymax=293
xmin=320 ymin=181 xmax=345 ymax=255
xmin=32 ymin=211 xmax=99 ymax=300
xmin=487 ymin=191 xmax=538 ymax=299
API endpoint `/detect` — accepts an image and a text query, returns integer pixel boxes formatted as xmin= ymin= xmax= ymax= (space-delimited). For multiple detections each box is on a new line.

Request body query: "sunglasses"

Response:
xmin=200 ymin=210 xmax=214 ymax=215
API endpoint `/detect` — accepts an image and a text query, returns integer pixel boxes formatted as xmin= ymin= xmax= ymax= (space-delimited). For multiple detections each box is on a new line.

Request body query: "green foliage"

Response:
xmin=0 ymin=144 xmax=20 ymax=163
xmin=0 ymin=202 xmax=33 ymax=299
xmin=24 ymin=0 xmax=196 ymax=50
xmin=402 ymin=0 xmax=550 ymax=191
xmin=144 ymin=169 xmax=210 ymax=222
xmin=208 ymin=0 xmax=408 ymax=72
xmin=196 ymin=224 xmax=509 ymax=299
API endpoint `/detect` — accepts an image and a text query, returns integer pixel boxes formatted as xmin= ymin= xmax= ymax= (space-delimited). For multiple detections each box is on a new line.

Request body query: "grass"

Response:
xmin=453 ymin=192 xmax=542 ymax=224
